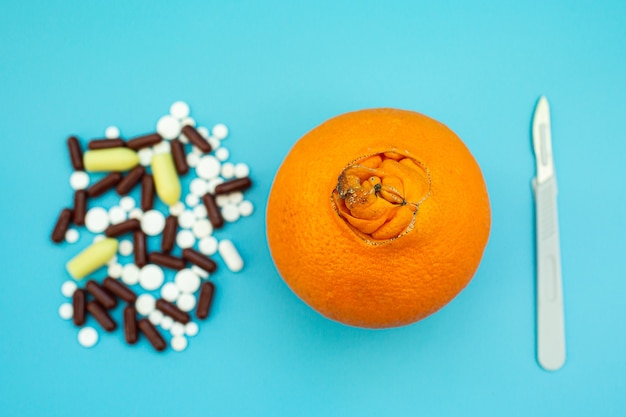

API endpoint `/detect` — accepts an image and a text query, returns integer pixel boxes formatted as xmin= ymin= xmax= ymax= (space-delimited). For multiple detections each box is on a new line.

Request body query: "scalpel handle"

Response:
xmin=534 ymin=176 xmax=566 ymax=371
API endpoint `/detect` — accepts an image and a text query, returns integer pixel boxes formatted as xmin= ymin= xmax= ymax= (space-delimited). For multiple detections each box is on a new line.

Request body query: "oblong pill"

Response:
xmin=152 ymin=152 xmax=181 ymax=206
xmin=66 ymin=237 xmax=119 ymax=279
xmin=217 ymin=239 xmax=243 ymax=272
xmin=83 ymin=148 xmax=140 ymax=172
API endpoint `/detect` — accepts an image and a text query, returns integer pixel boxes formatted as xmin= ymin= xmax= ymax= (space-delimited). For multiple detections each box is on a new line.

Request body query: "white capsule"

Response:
xmin=69 ymin=171 xmax=90 ymax=190
xmin=218 ymin=239 xmax=244 ymax=272
xmin=191 ymin=265 xmax=209 ymax=279
xmin=156 ymin=115 xmax=182 ymax=140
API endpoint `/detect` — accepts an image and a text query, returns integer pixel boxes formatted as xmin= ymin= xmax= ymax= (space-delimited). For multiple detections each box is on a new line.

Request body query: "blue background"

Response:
xmin=1 ymin=1 xmax=625 ymax=416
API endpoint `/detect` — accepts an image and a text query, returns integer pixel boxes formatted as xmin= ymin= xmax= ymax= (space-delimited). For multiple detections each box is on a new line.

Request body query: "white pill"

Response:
xmin=177 ymin=293 xmax=196 ymax=312
xmin=192 ymin=145 xmax=203 ymax=155
xmin=93 ymin=234 xmax=105 ymax=243
xmin=78 ymin=327 xmax=98 ymax=348
xmin=141 ymin=210 xmax=166 ymax=236
xmin=206 ymin=178 xmax=224 ymax=194
xmin=234 ymin=163 xmax=250 ymax=178
xmin=215 ymin=195 xmax=229 ymax=207
xmin=161 ymin=282 xmax=180 ymax=302
xmin=178 ymin=210 xmax=196 ymax=229
xmin=176 ymin=230 xmax=195 ymax=249
xmin=108 ymin=206 xmax=127 ymax=225
xmin=105 ymin=125 xmax=120 ymax=139
xmin=218 ymin=239 xmax=244 ymax=272
xmin=193 ymin=204 xmax=207 ymax=219
xmin=169 ymin=201 xmax=185 ymax=217
xmin=65 ymin=228 xmax=79 ymax=244
xmin=198 ymin=236 xmax=218 ymax=256
xmin=149 ymin=310 xmax=164 ymax=326
xmin=119 ymin=196 xmax=136 ymax=212
xmin=222 ymin=203 xmax=240 ymax=223
xmin=121 ymin=263 xmax=140 ymax=285
xmin=171 ymin=335 xmax=188 ymax=352
xmin=107 ymin=262 xmax=123 ymax=279
xmin=61 ymin=280 xmax=77 ymax=297
xmin=118 ymin=240 xmax=134 ymax=256
xmin=85 ymin=207 xmax=109 ymax=233
xmin=139 ymin=264 xmax=164 ymax=291
xmin=160 ymin=316 xmax=174 ymax=330
xmin=156 ymin=115 xmax=182 ymax=140
xmin=192 ymin=219 xmax=212 ymax=239
xmin=190 ymin=178 xmax=208 ymax=196
xmin=170 ymin=322 xmax=185 ymax=337
xmin=107 ymin=254 xmax=118 ymax=266
xmin=69 ymin=171 xmax=90 ymax=190
xmin=215 ymin=147 xmax=229 ymax=162
xmin=221 ymin=162 xmax=235 ymax=179
xmin=238 ymin=200 xmax=254 ymax=217
xmin=212 ymin=123 xmax=229 ymax=140
xmin=196 ymin=155 xmax=221 ymax=180
xmin=186 ymin=153 xmax=199 ymax=167
xmin=208 ymin=137 xmax=221 ymax=151
xmin=185 ymin=194 xmax=200 ymax=207
xmin=185 ymin=321 xmax=199 ymax=337
xmin=58 ymin=303 xmax=73 ymax=320
xmin=181 ymin=117 xmax=195 ymax=127
xmin=169 ymin=101 xmax=190 ymax=119
xmin=135 ymin=293 xmax=156 ymax=316
xmin=128 ymin=208 xmax=143 ymax=220
xmin=153 ymin=140 xmax=171 ymax=154
xmin=191 ymin=265 xmax=209 ymax=279
xmin=197 ymin=126 xmax=209 ymax=139
xmin=228 ymin=191 xmax=244 ymax=204
xmin=175 ymin=269 xmax=201 ymax=294
xmin=179 ymin=132 xmax=189 ymax=144
xmin=138 ymin=147 xmax=154 ymax=166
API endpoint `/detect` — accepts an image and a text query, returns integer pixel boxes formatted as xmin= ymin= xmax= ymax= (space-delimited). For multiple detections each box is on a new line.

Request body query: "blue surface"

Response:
xmin=1 ymin=1 xmax=625 ymax=416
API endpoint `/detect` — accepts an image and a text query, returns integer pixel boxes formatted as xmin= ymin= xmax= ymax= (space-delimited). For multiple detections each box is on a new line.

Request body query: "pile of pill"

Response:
xmin=51 ymin=102 xmax=253 ymax=352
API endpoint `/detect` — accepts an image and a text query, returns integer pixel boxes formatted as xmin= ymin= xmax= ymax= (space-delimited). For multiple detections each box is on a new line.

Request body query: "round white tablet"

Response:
xmin=65 ymin=228 xmax=79 ymax=244
xmin=58 ymin=303 xmax=73 ymax=320
xmin=93 ymin=234 xmax=105 ymax=243
xmin=121 ymin=264 xmax=140 ymax=285
xmin=141 ymin=210 xmax=166 ymax=236
xmin=234 ymin=163 xmax=250 ymax=178
xmin=175 ymin=269 xmax=201 ymax=294
xmin=228 ymin=191 xmax=243 ymax=204
xmin=185 ymin=193 xmax=200 ymax=207
xmin=186 ymin=153 xmax=199 ymax=167
xmin=198 ymin=236 xmax=218 ymax=256
xmin=105 ymin=125 xmax=120 ymax=139
xmin=107 ymin=254 xmax=118 ymax=266
xmin=69 ymin=171 xmax=89 ymax=190
xmin=176 ymin=230 xmax=195 ymax=249
xmin=177 ymin=293 xmax=196 ymax=312
xmin=153 ymin=140 xmax=171 ymax=154
xmin=108 ymin=206 xmax=127 ymax=225
xmin=184 ymin=322 xmax=199 ymax=337
xmin=196 ymin=126 xmax=209 ymax=139
xmin=208 ymin=137 xmax=220 ymax=151
xmin=149 ymin=310 xmax=164 ymax=326
xmin=107 ymin=262 xmax=123 ymax=279
xmin=193 ymin=204 xmax=207 ymax=219
xmin=192 ymin=219 xmax=212 ymax=239
xmin=238 ymin=200 xmax=254 ymax=217
xmin=212 ymin=123 xmax=229 ymax=140
xmin=138 ymin=147 xmax=154 ymax=166
xmin=178 ymin=210 xmax=196 ymax=229
xmin=196 ymin=155 xmax=221 ymax=180
xmin=206 ymin=178 xmax=224 ymax=194
xmin=78 ymin=327 xmax=99 ymax=348
xmin=220 ymin=162 xmax=235 ymax=179
xmin=191 ymin=265 xmax=209 ymax=279
xmin=160 ymin=316 xmax=174 ymax=330
xmin=119 ymin=196 xmax=136 ymax=212
xmin=128 ymin=208 xmax=143 ymax=220
xmin=189 ymin=178 xmax=208 ymax=196
xmin=160 ymin=282 xmax=180 ymax=302
xmin=139 ymin=264 xmax=164 ymax=291
xmin=215 ymin=147 xmax=229 ymax=162
xmin=171 ymin=335 xmax=188 ymax=352
xmin=85 ymin=207 xmax=109 ymax=233
xmin=61 ymin=280 xmax=77 ymax=297
xmin=222 ymin=203 xmax=240 ymax=223
xmin=169 ymin=201 xmax=185 ymax=217
xmin=181 ymin=117 xmax=195 ymax=127
xmin=170 ymin=322 xmax=185 ymax=337
xmin=156 ymin=115 xmax=182 ymax=140
xmin=118 ymin=240 xmax=134 ymax=256
xmin=135 ymin=293 xmax=156 ymax=316
xmin=215 ymin=195 xmax=229 ymax=207
xmin=169 ymin=101 xmax=190 ymax=119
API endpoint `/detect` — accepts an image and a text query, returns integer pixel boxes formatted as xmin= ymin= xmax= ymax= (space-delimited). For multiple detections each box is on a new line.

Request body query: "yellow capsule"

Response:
xmin=66 ymin=238 xmax=118 ymax=280
xmin=84 ymin=148 xmax=140 ymax=172
xmin=152 ymin=152 xmax=181 ymax=206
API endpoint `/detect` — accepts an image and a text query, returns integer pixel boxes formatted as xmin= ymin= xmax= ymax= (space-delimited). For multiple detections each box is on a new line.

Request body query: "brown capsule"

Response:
xmin=85 ymin=280 xmax=117 ymax=309
xmin=161 ymin=216 xmax=178 ymax=253
xmin=170 ymin=139 xmax=189 ymax=175
xmin=202 ymin=193 xmax=224 ymax=229
xmin=88 ymin=138 xmax=126 ymax=150
xmin=102 ymin=277 xmax=137 ymax=303
xmin=141 ymin=174 xmax=155 ymax=211
xmin=72 ymin=190 xmax=87 ymax=226
xmin=138 ymin=319 xmax=166 ymax=351
xmin=116 ymin=166 xmax=145 ymax=195
xmin=105 ymin=219 xmax=141 ymax=237
xmin=214 ymin=177 xmax=252 ymax=195
xmin=133 ymin=230 xmax=148 ymax=268
xmin=87 ymin=172 xmax=123 ymax=198
xmin=86 ymin=300 xmax=117 ymax=332
xmin=126 ymin=133 xmax=162 ymax=150
xmin=196 ymin=282 xmax=215 ymax=320
xmin=182 ymin=125 xmax=211 ymax=153
xmin=67 ymin=136 xmax=84 ymax=171
xmin=156 ymin=299 xmax=191 ymax=324
xmin=182 ymin=248 xmax=217 ymax=273
xmin=72 ymin=289 xmax=87 ymax=326
xmin=51 ymin=208 xmax=73 ymax=243
xmin=124 ymin=305 xmax=138 ymax=345
xmin=148 ymin=252 xmax=186 ymax=270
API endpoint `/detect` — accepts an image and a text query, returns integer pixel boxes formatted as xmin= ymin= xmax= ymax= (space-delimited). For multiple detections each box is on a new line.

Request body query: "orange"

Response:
xmin=266 ymin=108 xmax=491 ymax=328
